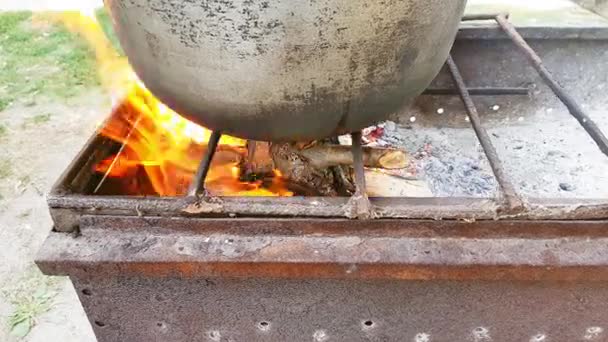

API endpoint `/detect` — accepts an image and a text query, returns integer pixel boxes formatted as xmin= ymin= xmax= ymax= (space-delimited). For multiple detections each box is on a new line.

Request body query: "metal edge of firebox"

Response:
xmin=35 ymin=215 xmax=608 ymax=281
xmin=45 ymin=126 xmax=608 ymax=232
xmin=44 ymin=24 xmax=608 ymax=233
xmin=45 ymin=117 xmax=608 ymax=231
xmin=456 ymin=25 xmax=608 ymax=40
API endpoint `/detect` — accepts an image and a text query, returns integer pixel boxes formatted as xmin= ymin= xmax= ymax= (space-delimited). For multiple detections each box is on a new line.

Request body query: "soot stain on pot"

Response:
xmin=149 ymin=0 xmax=285 ymax=57
xmin=145 ymin=31 xmax=161 ymax=59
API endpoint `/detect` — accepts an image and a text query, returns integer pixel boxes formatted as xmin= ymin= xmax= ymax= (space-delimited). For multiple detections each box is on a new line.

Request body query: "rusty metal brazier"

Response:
xmin=105 ymin=0 xmax=467 ymax=141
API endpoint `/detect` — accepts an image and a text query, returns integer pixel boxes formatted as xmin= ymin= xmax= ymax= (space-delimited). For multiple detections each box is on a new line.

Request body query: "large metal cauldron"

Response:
xmin=105 ymin=0 xmax=467 ymax=141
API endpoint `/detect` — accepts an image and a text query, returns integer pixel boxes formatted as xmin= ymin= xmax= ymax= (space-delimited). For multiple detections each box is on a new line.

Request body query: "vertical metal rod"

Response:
xmin=446 ymin=55 xmax=524 ymax=212
xmin=188 ymin=131 xmax=222 ymax=196
xmin=351 ymin=131 xmax=367 ymax=196
xmin=245 ymin=140 xmax=257 ymax=175
xmin=247 ymin=141 xmax=257 ymax=163
xmin=350 ymin=131 xmax=373 ymax=219
xmin=495 ymin=14 xmax=608 ymax=157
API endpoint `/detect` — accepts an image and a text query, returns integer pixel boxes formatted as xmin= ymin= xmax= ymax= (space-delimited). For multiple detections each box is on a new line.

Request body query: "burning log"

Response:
xmin=291 ymin=143 xmax=407 ymax=169
xmin=240 ymin=142 xmax=410 ymax=196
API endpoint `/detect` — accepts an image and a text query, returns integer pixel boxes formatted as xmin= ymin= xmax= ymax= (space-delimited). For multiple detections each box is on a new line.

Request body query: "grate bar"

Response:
xmin=424 ymin=87 xmax=530 ymax=96
xmin=463 ymin=13 xmax=608 ymax=157
xmin=493 ymin=14 xmax=608 ymax=157
xmin=461 ymin=13 xmax=507 ymax=22
xmin=446 ymin=55 xmax=525 ymax=212
xmin=187 ymin=130 xmax=222 ymax=196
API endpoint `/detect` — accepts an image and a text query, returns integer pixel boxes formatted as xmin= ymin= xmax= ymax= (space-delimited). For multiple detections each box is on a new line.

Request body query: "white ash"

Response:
xmin=422 ymin=153 xmax=498 ymax=197
xmin=383 ymin=120 xmax=397 ymax=132
xmin=380 ymin=126 xmax=498 ymax=197
xmin=382 ymin=90 xmax=608 ymax=199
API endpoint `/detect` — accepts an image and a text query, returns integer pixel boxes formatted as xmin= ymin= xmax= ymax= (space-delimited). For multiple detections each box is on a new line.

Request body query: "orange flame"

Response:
xmin=55 ymin=10 xmax=292 ymax=197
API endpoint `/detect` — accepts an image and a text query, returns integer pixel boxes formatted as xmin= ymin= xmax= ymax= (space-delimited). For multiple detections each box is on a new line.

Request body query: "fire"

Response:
xmin=53 ymin=10 xmax=292 ymax=197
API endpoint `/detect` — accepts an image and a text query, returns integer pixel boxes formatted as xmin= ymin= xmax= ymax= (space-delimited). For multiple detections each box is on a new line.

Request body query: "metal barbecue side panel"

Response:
xmin=72 ymin=276 xmax=608 ymax=342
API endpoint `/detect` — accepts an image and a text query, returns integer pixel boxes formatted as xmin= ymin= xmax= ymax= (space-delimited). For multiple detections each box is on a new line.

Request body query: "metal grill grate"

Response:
xmin=46 ymin=14 xmax=608 ymax=229
xmin=183 ymin=13 xmax=608 ymax=219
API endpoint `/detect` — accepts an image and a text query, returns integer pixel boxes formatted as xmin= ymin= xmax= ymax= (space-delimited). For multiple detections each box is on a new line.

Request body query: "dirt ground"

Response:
xmin=0 ymin=7 xmax=109 ymax=340
xmin=0 ymin=1 xmax=607 ymax=341
xmin=0 ymin=95 xmax=107 ymax=342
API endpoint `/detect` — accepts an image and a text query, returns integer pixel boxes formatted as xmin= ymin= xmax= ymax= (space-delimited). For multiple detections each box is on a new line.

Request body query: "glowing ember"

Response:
xmin=55 ymin=11 xmax=292 ymax=197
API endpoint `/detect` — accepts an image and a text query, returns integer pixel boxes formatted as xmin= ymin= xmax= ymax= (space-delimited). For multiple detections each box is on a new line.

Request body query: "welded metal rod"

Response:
xmin=244 ymin=140 xmax=257 ymax=176
xmin=446 ymin=55 xmax=524 ymax=212
xmin=349 ymin=131 xmax=374 ymax=219
xmin=424 ymin=87 xmax=530 ymax=96
xmin=351 ymin=131 xmax=367 ymax=196
xmin=188 ymin=131 xmax=222 ymax=196
xmin=247 ymin=140 xmax=257 ymax=163
xmin=494 ymin=14 xmax=608 ymax=157
xmin=461 ymin=13 xmax=507 ymax=21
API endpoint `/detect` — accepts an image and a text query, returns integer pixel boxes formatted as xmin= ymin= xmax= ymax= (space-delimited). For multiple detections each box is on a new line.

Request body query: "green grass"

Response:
xmin=8 ymin=291 xmax=53 ymax=338
xmin=0 ymin=11 xmax=100 ymax=112
xmin=4 ymin=267 xmax=62 ymax=339
xmin=0 ymin=159 xmax=12 ymax=179
xmin=23 ymin=113 xmax=52 ymax=127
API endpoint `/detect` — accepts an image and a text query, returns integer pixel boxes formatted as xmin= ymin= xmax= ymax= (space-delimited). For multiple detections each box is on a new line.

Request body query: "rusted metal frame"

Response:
xmin=44 ymin=130 xmax=608 ymax=225
xmin=49 ymin=134 xmax=112 ymax=195
xmin=47 ymin=194 xmax=498 ymax=221
xmin=188 ymin=130 xmax=222 ymax=196
xmin=446 ymin=55 xmax=525 ymax=213
xmin=423 ymin=87 xmax=530 ymax=96
xmin=39 ymin=261 xmax=608 ymax=282
xmin=36 ymin=217 xmax=608 ymax=281
xmin=492 ymin=14 xmax=608 ymax=157
xmin=44 ymin=124 xmax=608 ymax=226
xmin=78 ymin=215 xmax=608 ymax=239
xmin=45 ymin=192 xmax=608 ymax=228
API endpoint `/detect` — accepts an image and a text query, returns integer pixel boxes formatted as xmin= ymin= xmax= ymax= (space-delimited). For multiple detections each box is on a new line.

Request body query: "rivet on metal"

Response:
xmin=313 ymin=329 xmax=329 ymax=342
xmin=156 ymin=321 xmax=168 ymax=333
xmin=584 ymin=327 xmax=604 ymax=340
xmin=257 ymin=321 xmax=271 ymax=332
xmin=472 ymin=326 xmax=492 ymax=341
xmin=345 ymin=264 xmax=358 ymax=274
xmin=208 ymin=330 xmax=221 ymax=342
xmin=530 ymin=333 xmax=546 ymax=342
xmin=414 ymin=332 xmax=431 ymax=342
xmin=362 ymin=320 xmax=375 ymax=330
